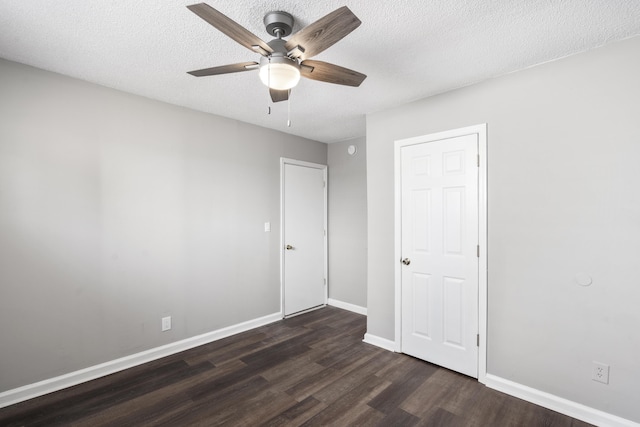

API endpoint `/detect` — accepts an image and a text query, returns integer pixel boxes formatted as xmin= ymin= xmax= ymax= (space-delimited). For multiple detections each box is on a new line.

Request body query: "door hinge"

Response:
xmin=477 ymin=334 xmax=480 ymax=347
xmin=323 ymin=181 xmax=326 ymax=188
xmin=477 ymin=245 xmax=480 ymax=258
xmin=324 ymin=278 xmax=327 ymax=286
xmin=477 ymin=154 xmax=480 ymax=167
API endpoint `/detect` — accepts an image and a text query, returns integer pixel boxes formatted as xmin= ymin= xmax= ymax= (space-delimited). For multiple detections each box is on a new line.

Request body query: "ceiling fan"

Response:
xmin=186 ymin=3 xmax=367 ymax=103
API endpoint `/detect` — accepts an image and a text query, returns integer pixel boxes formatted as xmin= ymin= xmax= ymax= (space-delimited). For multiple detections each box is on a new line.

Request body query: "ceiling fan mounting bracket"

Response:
xmin=264 ymin=11 xmax=294 ymax=38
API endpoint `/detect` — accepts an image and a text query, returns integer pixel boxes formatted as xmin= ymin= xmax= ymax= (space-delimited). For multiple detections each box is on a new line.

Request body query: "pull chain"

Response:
xmin=263 ymin=57 xmax=293 ymax=127
xmin=267 ymin=58 xmax=272 ymax=115
xmin=287 ymin=89 xmax=291 ymax=127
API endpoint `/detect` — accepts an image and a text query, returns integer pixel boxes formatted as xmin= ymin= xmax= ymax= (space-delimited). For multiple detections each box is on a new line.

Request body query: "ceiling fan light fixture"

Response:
xmin=259 ymin=56 xmax=301 ymax=90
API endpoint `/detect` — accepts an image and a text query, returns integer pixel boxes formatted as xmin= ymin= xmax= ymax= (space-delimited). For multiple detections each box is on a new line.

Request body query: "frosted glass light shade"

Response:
xmin=259 ymin=60 xmax=301 ymax=90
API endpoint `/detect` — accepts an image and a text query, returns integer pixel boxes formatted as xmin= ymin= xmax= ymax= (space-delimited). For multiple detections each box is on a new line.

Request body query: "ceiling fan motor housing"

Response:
xmin=260 ymin=39 xmax=300 ymax=71
xmin=264 ymin=11 xmax=294 ymax=38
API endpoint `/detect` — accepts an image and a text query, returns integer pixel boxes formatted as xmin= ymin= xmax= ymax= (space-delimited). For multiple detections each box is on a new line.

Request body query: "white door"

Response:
xmin=282 ymin=160 xmax=327 ymax=316
xmin=400 ymin=133 xmax=479 ymax=378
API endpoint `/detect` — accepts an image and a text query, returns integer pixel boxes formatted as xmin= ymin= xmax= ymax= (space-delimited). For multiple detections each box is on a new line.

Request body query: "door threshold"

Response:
xmin=284 ymin=304 xmax=326 ymax=319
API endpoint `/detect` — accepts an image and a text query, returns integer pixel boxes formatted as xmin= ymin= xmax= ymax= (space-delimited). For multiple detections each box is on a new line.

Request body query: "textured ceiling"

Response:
xmin=1 ymin=1 xmax=639 ymax=143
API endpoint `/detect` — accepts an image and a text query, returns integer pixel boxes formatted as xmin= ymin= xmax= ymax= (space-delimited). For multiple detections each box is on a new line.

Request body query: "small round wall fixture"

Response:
xmin=575 ymin=272 xmax=593 ymax=287
xmin=347 ymin=145 xmax=357 ymax=155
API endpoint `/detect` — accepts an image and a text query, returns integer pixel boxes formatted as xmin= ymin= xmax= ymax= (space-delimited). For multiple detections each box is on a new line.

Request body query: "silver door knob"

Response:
xmin=286 ymin=245 xmax=293 ymax=250
xmin=402 ymin=258 xmax=411 ymax=265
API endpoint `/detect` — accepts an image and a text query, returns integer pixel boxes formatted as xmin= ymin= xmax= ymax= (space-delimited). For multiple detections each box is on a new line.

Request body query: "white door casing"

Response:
xmin=394 ymin=124 xmax=487 ymax=382
xmin=281 ymin=158 xmax=327 ymax=317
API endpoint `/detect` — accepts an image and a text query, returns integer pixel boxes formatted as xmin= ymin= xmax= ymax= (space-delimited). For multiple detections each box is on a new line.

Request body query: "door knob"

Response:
xmin=402 ymin=258 xmax=411 ymax=265
xmin=286 ymin=245 xmax=293 ymax=250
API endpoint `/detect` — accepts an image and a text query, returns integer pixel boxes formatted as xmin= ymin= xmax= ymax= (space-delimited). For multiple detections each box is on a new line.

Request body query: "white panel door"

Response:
xmin=400 ymin=133 xmax=479 ymax=378
xmin=283 ymin=162 xmax=326 ymax=316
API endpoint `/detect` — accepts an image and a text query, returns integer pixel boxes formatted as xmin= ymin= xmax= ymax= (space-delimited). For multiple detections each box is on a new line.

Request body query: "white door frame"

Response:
xmin=394 ymin=124 xmax=488 ymax=383
xmin=280 ymin=158 xmax=328 ymax=317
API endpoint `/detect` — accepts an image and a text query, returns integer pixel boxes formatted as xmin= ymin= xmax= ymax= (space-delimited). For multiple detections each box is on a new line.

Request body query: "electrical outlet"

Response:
xmin=161 ymin=316 xmax=171 ymax=332
xmin=592 ymin=361 xmax=609 ymax=384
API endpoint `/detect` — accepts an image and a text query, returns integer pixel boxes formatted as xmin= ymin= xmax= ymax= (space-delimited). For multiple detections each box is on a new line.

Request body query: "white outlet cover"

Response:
xmin=592 ymin=361 xmax=609 ymax=384
xmin=162 ymin=316 xmax=172 ymax=332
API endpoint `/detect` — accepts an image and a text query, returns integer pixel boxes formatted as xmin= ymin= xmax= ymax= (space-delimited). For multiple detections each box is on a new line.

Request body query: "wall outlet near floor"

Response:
xmin=592 ymin=361 xmax=609 ymax=384
xmin=161 ymin=316 xmax=172 ymax=332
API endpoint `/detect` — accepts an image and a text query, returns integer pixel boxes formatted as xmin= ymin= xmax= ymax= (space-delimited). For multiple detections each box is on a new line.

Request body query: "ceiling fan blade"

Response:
xmin=300 ymin=60 xmax=366 ymax=87
xmin=285 ymin=6 xmax=361 ymax=60
xmin=188 ymin=62 xmax=259 ymax=77
xmin=270 ymin=88 xmax=289 ymax=103
xmin=187 ymin=3 xmax=273 ymax=56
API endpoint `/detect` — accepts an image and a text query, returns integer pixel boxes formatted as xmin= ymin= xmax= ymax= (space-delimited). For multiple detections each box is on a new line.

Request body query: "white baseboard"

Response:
xmin=485 ymin=374 xmax=639 ymax=427
xmin=362 ymin=333 xmax=397 ymax=352
xmin=327 ymin=298 xmax=367 ymax=315
xmin=0 ymin=312 xmax=282 ymax=409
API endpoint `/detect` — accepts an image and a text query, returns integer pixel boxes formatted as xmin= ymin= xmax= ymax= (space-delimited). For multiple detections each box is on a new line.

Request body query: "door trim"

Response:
xmin=280 ymin=158 xmax=328 ymax=318
xmin=393 ymin=124 xmax=488 ymax=383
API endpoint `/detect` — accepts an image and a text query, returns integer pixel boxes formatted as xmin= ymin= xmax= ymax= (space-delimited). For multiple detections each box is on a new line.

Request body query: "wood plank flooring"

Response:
xmin=0 ymin=307 xmax=592 ymax=426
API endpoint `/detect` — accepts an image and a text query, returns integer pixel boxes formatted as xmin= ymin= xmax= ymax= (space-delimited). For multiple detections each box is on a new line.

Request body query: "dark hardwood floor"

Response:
xmin=0 ymin=307 xmax=592 ymax=426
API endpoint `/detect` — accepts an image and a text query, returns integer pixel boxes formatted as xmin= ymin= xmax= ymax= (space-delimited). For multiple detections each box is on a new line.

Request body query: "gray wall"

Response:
xmin=0 ymin=58 xmax=326 ymax=393
xmin=366 ymin=36 xmax=640 ymax=422
xmin=327 ymin=138 xmax=367 ymax=308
